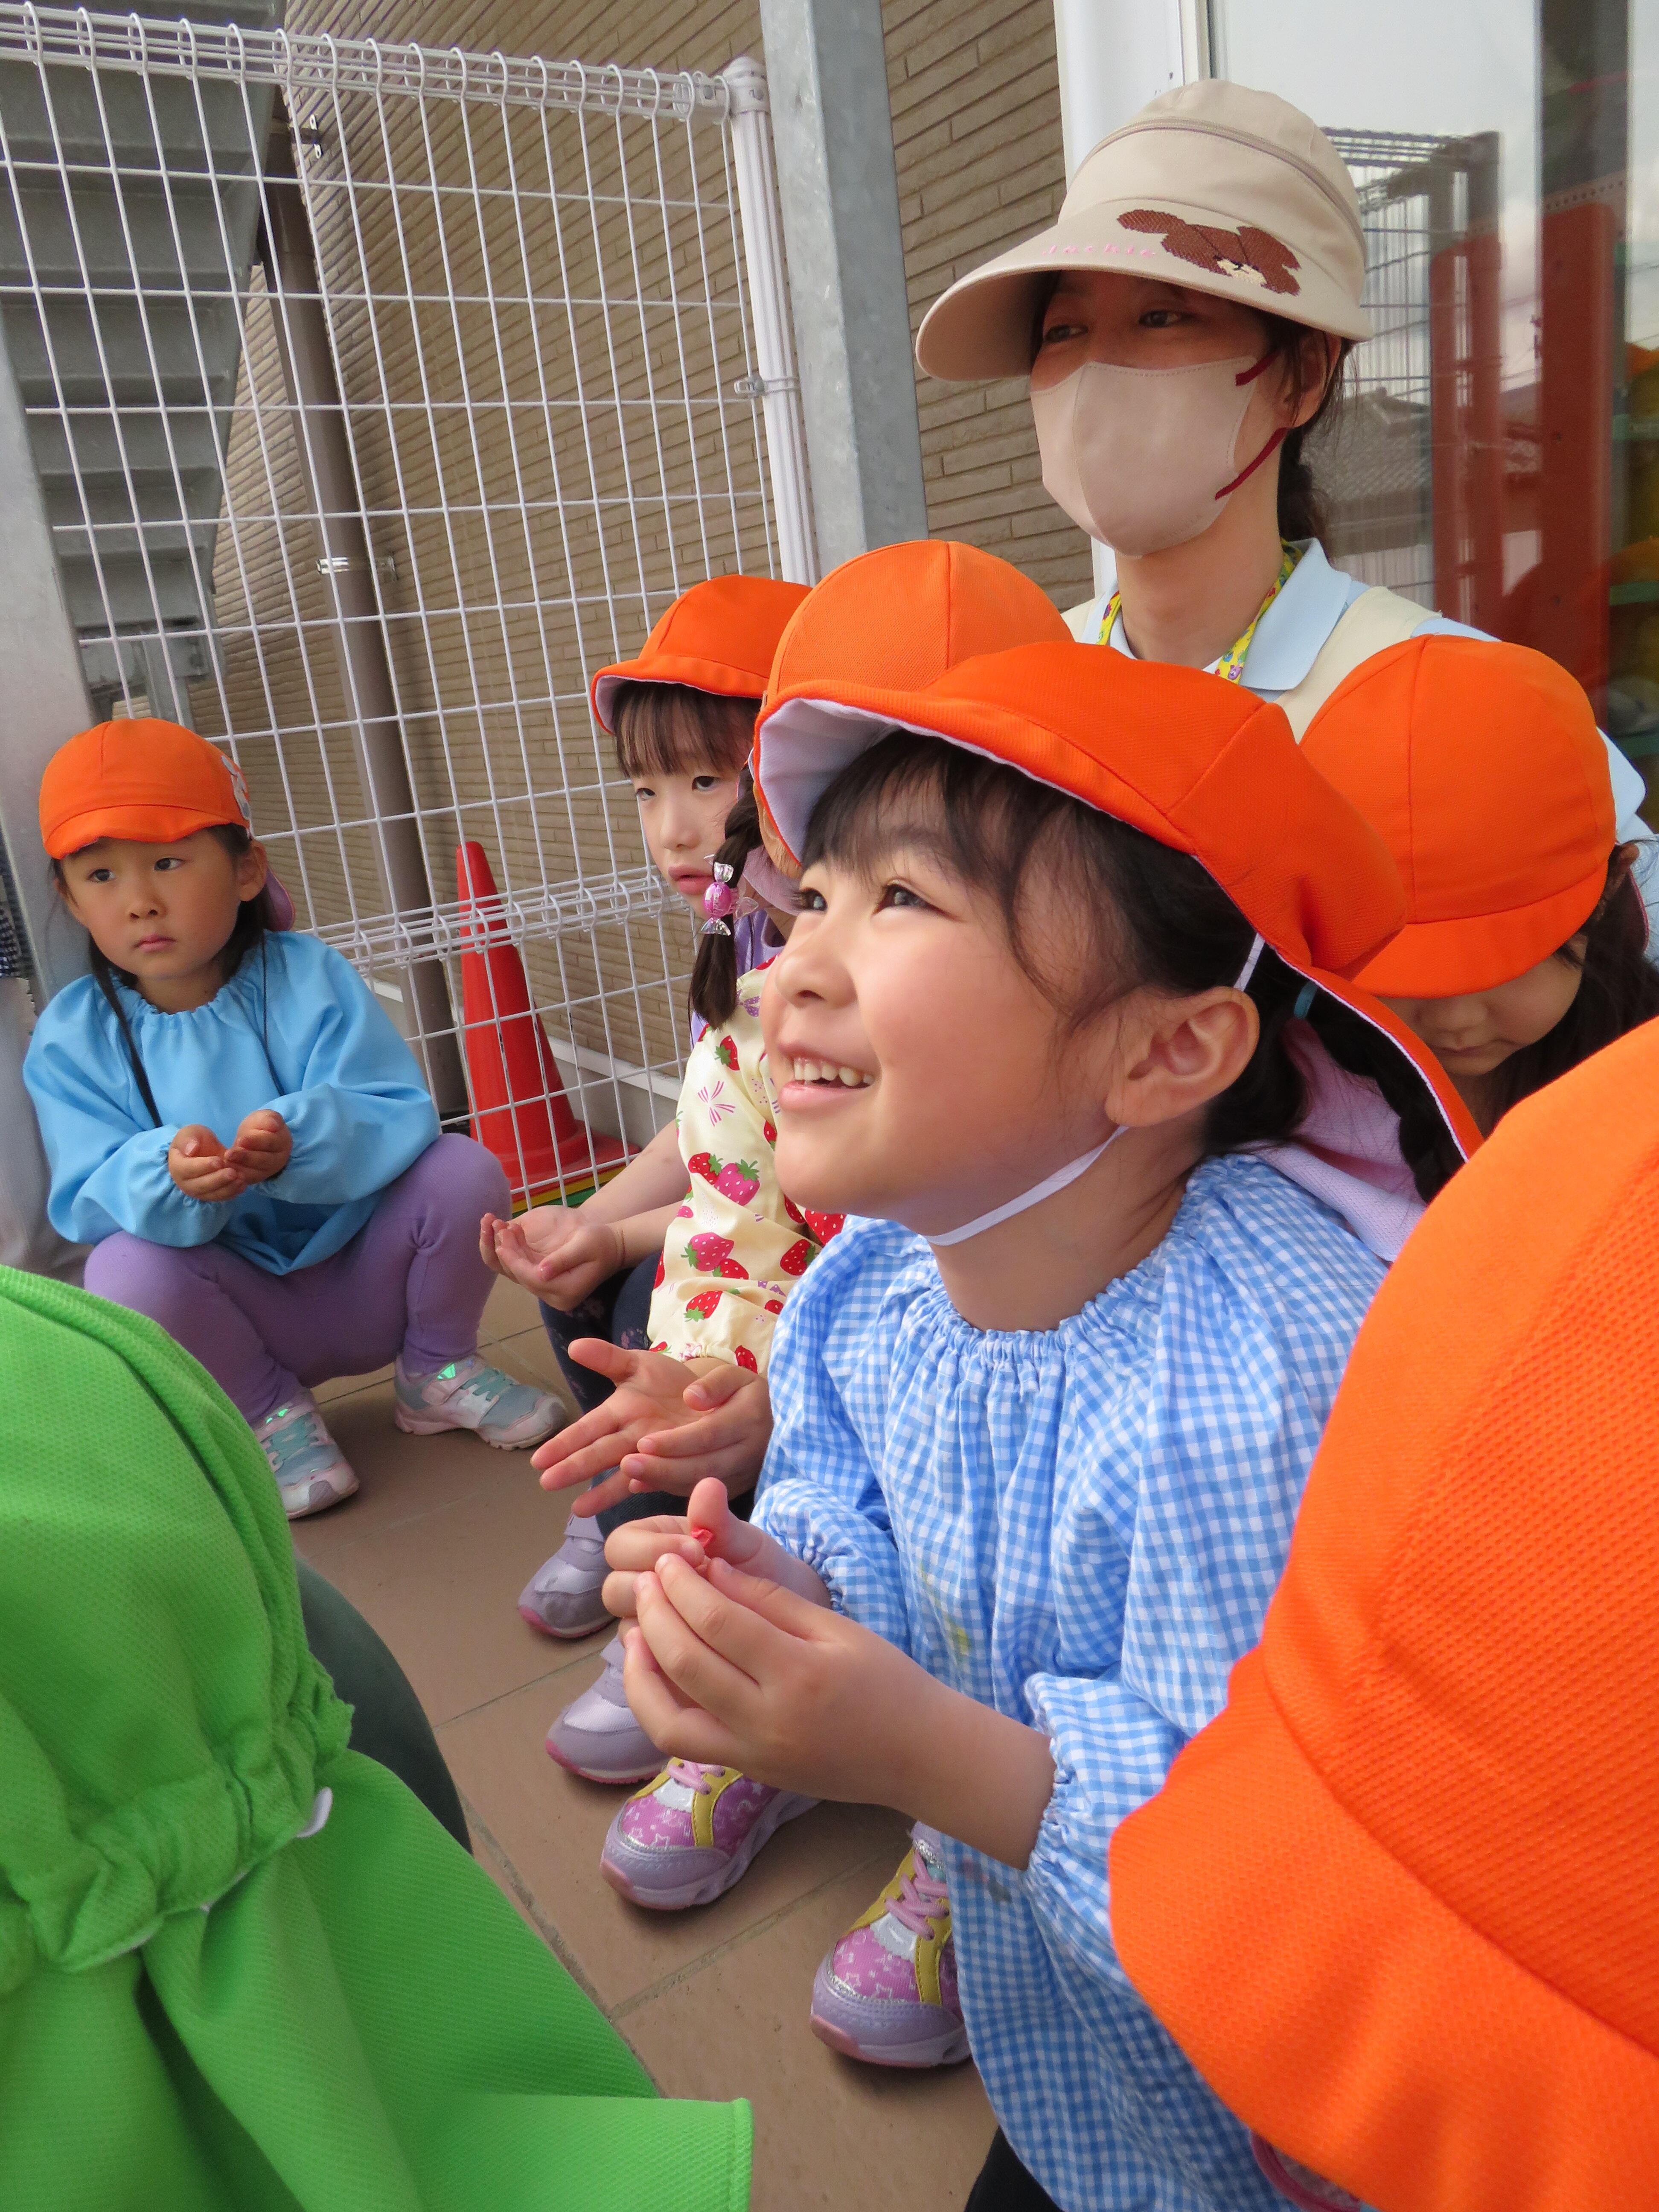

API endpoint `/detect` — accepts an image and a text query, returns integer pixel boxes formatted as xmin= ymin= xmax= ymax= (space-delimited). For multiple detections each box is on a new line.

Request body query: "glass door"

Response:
xmin=1209 ymin=0 xmax=1658 ymax=802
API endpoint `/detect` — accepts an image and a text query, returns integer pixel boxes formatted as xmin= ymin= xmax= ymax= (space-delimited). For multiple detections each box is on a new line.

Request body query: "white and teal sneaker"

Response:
xmin=393 ymin=1353 xmax=561 ymax=1450
xmin=255 ymin=1392 xmax=359 ymax=1519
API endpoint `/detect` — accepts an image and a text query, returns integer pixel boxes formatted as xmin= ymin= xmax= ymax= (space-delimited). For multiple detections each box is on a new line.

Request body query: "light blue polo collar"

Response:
xmin=1099 ymin=540 xmax=1365 ymax=693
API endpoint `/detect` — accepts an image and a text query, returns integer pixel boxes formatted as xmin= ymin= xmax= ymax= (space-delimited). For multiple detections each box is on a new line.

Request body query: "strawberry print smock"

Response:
xmin=649 ymin=964 xmax=842 ymax=1373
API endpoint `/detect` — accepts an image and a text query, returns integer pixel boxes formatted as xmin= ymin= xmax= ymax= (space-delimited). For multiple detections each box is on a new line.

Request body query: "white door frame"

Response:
xmin=1051 ymin=0 xmax=1216 ymax=592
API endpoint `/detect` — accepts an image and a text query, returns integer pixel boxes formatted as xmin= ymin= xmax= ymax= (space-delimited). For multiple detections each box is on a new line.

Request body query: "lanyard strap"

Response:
xmin=1098 ymin=539 xmax=1302 ymax=684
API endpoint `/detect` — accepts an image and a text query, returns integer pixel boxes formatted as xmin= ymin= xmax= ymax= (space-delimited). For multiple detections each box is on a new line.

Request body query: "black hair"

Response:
xmin=689 ymin=778 xmax=769 ymax=1033
xmin=1480 ymin=847 xmax=1659 ymax=1124
xmin=610 ymin=680 xmax=758 ymax=784
xmin=1028 ymin=282 xmax=1352 ymax=550
xmin=1257 ymin=312 xmax=1351 ymax=547
xmin=52 ymin=822 xmax=279 ymax=1129
xmin=802 ymin=731 xmax=1462 ymax=1203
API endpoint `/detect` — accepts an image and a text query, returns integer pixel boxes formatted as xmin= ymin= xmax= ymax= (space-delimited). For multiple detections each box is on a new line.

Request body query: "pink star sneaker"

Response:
xmin=809 ymin=1825 xmax=969 ymax=2067
xmin=600 ymin=1761 xmax=816 ymax=1909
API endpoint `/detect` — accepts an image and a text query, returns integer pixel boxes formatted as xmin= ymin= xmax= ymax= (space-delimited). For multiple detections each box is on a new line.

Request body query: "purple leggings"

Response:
xmin=83 ymin=1133 xmax=509 ymax=1425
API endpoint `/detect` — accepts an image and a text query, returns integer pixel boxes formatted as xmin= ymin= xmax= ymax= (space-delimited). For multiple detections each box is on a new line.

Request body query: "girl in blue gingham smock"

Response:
xmin=597 ymin=626 xmax=1479 ymax=2212
xmin=752 ymin=1167 xmax=1382 ymax=2208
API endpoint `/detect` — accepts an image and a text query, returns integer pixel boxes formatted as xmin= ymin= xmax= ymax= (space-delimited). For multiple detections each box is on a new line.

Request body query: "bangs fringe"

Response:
xmin=610 ymin=681 xmax=757 ymax=782
xmin=799 ymin=729 xmax=1463 ymax=1201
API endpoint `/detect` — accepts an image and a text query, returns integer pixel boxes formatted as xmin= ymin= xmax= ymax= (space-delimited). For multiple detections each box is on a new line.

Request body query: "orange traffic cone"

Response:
xmin=455 ymin=841 xmax=630 ymax=1205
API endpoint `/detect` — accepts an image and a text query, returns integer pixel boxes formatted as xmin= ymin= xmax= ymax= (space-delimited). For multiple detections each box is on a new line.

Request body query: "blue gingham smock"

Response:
xmin=752 ymin=1154 xmax=1387 ymax=2212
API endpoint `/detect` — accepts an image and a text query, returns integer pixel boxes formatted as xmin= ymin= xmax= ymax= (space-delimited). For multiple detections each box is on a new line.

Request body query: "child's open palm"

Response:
xmin=531 ymin=1343 xmax=773 ymax=1514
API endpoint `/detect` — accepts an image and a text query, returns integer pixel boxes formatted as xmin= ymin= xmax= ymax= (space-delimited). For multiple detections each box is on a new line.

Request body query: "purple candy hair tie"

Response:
xmin=701 ymin=860 xmax=736 ymax=937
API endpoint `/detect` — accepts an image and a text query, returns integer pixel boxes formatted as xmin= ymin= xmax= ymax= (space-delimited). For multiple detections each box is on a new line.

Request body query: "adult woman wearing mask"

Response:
xmin=915 ymin=80 xmax=1656 ymax=909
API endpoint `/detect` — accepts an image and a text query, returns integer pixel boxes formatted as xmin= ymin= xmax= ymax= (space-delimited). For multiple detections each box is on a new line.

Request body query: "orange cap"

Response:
xmin=589 ymin=575 xmax=810 ymax=734
xmin=1110 ymin=1014 xmax=1659 ymax=2212
xmin=39 ymin=719 xmax=253 ymax=859
xmin=1300 ymin=635 xmax=1617 ymax=996
xmin=755 ymin=632 xmax=1480 ymax=1161
xmin=751 ymin=539 xmax=1072 ymax=870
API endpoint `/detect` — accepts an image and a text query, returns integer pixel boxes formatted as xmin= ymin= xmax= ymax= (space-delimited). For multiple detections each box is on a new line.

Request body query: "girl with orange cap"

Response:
xmin=530 ymin=547 xmax=1074 ymax=1908
xmin=1300 ymin=635 xmax=1659 ymax=1137
xmin=23 ymin=719 xmax=562 ymax=1518
xmin=592 ymin=634 xmax=1477 ymax=2210
xmin=486 ymin=575 xmax=807 ymax=1647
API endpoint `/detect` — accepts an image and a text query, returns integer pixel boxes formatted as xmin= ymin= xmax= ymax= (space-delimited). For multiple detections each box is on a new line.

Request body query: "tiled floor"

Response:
xmin=294 ymin=1277 xmax=995 ymax=2211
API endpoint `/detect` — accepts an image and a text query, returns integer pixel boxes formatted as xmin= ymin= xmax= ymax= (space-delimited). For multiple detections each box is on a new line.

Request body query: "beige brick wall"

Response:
xmin=884 ymin=0 xmax=1091 ymax=607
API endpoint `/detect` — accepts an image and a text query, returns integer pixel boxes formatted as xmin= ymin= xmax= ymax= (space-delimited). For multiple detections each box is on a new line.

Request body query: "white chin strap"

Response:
xmin=924 ymin=1129 xmax=1126 ymax=1248
xmin=923 ymin=934 xmax=1269 ymax=1250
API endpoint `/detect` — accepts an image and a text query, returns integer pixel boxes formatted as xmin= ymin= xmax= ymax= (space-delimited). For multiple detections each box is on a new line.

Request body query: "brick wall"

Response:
xmin=884 ymin=0 xmax=1091 ymax=608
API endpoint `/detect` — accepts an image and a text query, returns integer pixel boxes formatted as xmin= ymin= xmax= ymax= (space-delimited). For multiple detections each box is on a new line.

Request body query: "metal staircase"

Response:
xmin=0 ymin=3 xmax=282 ymax=722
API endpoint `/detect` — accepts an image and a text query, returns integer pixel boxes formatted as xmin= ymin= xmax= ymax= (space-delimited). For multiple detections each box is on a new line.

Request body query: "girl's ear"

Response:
xmin=1103 ymin=987 xmax=1260 ymax=1129
xmin=237 ymin=839 xmax=270 ymax=904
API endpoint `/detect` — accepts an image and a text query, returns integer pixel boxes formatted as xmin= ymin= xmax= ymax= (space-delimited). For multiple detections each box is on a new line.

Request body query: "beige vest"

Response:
xmin=1065 ymin=584 xmax=1426 ymax=737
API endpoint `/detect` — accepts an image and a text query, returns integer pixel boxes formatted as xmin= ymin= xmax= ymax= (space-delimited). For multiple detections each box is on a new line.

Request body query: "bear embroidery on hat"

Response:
xmin=1118 ymin=209 xmax=1301 ymax=296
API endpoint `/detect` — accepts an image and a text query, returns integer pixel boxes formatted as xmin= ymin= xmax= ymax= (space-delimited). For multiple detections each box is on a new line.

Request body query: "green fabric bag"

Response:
xmin=0 ymin=1265 xmax=751 ymax=2211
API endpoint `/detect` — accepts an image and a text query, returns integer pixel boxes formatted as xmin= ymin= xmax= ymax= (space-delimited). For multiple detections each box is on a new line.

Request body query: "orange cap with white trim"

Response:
xmin=590 ymin=575 xmax=810 ymax=734
xmin=1299 ymin=635 xmax=1617 ymax=997
xmin=754 ymin=630 xmax=1481 ymax=1163
xmin=751 ymin=539 xmax=1072 ymax=873
xmin=40 ymin=719 xmax=253 ymax=859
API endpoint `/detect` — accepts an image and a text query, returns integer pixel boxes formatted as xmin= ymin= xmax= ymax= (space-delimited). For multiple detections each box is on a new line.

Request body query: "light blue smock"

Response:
xmin=23 ymin=930 xmax=439 ymax=1275
xmin=753 ymin=1155 xmax=1388 ymax=2212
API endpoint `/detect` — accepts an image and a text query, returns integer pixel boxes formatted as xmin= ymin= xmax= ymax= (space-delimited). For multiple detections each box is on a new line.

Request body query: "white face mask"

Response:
xmin=1030 ymin=353 xmax=1283 ymax=557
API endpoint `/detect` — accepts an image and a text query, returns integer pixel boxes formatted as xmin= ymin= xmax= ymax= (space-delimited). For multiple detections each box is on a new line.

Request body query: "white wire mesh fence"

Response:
xmin=0 ymin=3 xmax=812 ymax=1200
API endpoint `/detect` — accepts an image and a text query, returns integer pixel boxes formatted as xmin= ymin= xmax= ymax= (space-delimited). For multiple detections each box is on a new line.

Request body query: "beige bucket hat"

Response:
xmin=917 ymin=81 xmax=1371 ymax=381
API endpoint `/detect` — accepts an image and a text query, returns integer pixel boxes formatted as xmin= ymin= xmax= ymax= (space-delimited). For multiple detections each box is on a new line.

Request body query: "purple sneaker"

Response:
xmin=809 ymin=1825 xmax=969 ymax=2067
xmin=600 ymin=1761 xmax=816 ymax=1910
xmin=544 ymin=1634 xmax=662 ymax=1784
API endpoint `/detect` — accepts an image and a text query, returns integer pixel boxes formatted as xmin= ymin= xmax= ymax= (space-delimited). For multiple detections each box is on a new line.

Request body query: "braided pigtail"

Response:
xmin=689 ymin=785 xmax=765 ymax=1034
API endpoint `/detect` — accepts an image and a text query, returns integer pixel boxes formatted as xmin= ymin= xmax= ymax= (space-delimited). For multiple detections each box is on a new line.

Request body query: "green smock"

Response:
xmin=0 ymin=1265 xmax=751 ymax=2211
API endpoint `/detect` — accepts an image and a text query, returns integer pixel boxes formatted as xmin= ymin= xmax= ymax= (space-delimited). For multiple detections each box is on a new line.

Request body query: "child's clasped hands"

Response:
xmin=602 ymin=1477 xmax=1054 ymax=1865
xmin=166 ymin=1108 xmax=291 ymax=1202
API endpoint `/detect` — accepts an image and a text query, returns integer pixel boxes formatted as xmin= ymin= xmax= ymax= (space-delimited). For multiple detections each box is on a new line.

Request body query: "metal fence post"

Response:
xmin=756 ymin=0 xmax=927 ymax=569
xmin=0 ymin=307 xmax=93 ymax=999
xmin=257 ymin=96 xmax=468 ymax=1115
xmin=722 ymin=56 xmax=817 ymax=587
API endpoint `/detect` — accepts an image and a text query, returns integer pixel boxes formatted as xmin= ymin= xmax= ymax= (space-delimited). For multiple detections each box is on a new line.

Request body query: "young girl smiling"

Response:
xmin=600 ymin=638 xmax=1476 ymax=2211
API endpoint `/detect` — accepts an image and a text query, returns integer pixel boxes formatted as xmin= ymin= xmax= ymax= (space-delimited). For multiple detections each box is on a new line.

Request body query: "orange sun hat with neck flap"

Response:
xmin=751 ymin=538 xmax=1072 ymax=876
xmin=1300 ymin=634 xmax=1618 ymax=998
xmin=1109 ymin=1013 xmax=1659 ymax=2212
xmin=590 ymin=574 xmax=810 ymax=735
xmin=754 ymin=626 xmax=1482 ymax=1168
